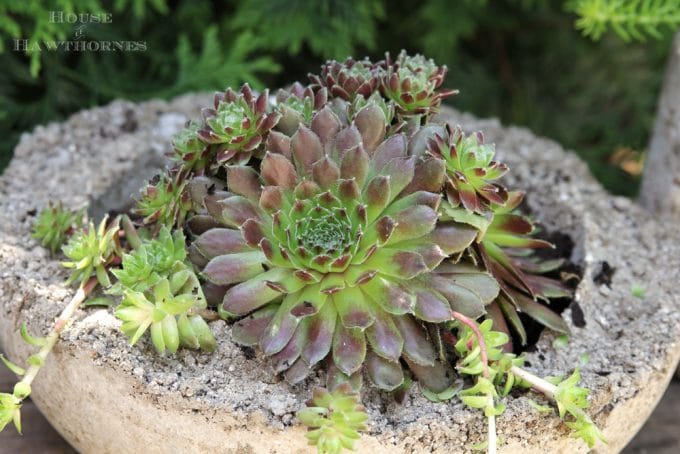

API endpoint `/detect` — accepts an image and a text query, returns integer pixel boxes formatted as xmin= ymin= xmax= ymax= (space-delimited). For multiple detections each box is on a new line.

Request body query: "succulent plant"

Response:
xmin=297 ymin=385 xmax=368 ymax=454
xmin=133 ymin=173 xmax=192 ymax=229
xmin=115 ymin=275 xmax=214 ymax=354
xmin=112 ymin=226 xmax=214 ymax=354
xmin=309 ymin=57 xmax=380 ymax=102
xmin=61 ymin=216 xmax=120 ymax=287
xmin=32 ymin=202 xmax=84 ymax=254
xmin=380 ymin=51 xmax=457 ymax=117
xmin=171 ymin=121 xmax=211 ymax=175
xmin=198 ymin=84 xmax=281 ymax=165
xmin=188 ymin=103 xmax=498 ymax=391
xmin=275 ymin=82 xmax=328 ymax=135
xmin=110 ymin=226 xmax=188 ymax=294
xmin=428 ymin=124 xmax=509 ymax=213
xmin=550 ymin=370 xmax=606 ymax=448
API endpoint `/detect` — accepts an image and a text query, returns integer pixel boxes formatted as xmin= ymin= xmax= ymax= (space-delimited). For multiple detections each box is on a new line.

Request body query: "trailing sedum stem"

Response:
xmin=0 ymin=277 xmax=96 ymax=432
xmin=510 ymin=366 xmax=557 ymax=397
xmin=18 ymin=277 xmax=96 ymax=387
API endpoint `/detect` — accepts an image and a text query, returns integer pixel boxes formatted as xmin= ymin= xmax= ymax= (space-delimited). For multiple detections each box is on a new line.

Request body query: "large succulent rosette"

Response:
xmin=188 ymin=101 xmax=500 ymax=392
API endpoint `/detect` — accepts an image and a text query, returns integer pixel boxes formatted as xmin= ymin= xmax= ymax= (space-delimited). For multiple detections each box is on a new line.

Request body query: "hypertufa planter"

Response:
xmin=1 ymin=86 xmax=680 ymax=452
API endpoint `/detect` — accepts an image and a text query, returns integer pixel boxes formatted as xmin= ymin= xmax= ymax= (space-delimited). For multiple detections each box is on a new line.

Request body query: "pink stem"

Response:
xmin=451 ymin=311 xmax=489 ymax=378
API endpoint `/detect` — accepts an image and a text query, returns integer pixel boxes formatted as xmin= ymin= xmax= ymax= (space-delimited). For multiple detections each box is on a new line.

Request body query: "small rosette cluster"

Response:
xmin=275 ymin=82 xmax=328 ymax=135
xmin=428 ymin=124 xmax=509 ymax=213
xmin=381 ymin=51 xmax=457 ymax=117
xmin=31 ymin=202 xmax=84 ymax=254
xmin=309 ymin=52 xmax=456 ymax=120
xmin=309 ymin=57 xmax=380 ymax=102
xmin=112 ymin=228 xmax=215 ymax=354
xmin=297 ymin=384 xmax=368 ymax=454
xmin=198 ymin=84 xmax=281 ymax=165
xmin=133 ymin=173 xmax=192 ymax=228
xmin=61 ymin=216 xmax=120 ymax=287
xmin=188 ymin=101 xmax=497 ymax=392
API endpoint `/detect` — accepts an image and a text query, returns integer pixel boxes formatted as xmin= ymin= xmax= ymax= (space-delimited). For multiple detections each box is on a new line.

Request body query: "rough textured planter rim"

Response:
xmin=1 ymin=95 xmax=679 ymax=453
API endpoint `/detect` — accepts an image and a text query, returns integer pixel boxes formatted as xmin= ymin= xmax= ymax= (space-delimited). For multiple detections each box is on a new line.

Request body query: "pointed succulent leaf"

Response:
xmin=332 ymin=325 xmax=366 ymax=376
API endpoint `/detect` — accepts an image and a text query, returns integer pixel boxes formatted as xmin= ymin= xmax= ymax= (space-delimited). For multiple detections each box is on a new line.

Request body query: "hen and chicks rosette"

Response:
xmin=180 ymin=52 xmax=569 ymax=394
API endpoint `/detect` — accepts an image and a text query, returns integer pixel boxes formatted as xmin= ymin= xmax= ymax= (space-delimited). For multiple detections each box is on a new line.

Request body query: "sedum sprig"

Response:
xmin=297 ymin=385 xmax=369 ymax=454
xmin=450 ymin=313 xmax=604 ymax=452
xmin=451 ymin=313 xmax=508 ymax=454
xmin=32 ymin=202 xmax=84 ymax=254
xmin=512 ymin=367 xmax=606 ymax=448
xmin=61 ymin=215 xmax=120 ymax=287
xmin=0 ymin=391 xmax=23 ymax=433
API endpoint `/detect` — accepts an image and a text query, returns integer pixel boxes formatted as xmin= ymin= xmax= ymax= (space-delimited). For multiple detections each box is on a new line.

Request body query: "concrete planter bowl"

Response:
xmin=1 ymin=95 xmax=679 ymax=453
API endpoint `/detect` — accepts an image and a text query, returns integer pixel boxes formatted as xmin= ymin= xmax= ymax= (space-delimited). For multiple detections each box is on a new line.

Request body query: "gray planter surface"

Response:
xmin=1 ymin=96 xmax=679 ymax=453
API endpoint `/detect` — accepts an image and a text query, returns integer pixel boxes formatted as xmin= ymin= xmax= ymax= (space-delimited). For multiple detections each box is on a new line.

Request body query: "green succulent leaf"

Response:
xmin=421 ymin=383 xmax=461 ymax=403
xmin=20 ymin=322 xmax=46 ymax=347
xmin=0 ymin=355 xmax=25 ymax=376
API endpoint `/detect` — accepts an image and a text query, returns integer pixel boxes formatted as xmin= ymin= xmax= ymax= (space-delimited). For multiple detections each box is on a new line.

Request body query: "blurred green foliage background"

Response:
xmin=0 ymin=0 xmax=678 ymax=196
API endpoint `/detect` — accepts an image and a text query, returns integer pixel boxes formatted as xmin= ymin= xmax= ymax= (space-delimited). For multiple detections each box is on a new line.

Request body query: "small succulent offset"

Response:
xmin=309 ymin=57 xmax=380 ymax=102
xmin=8 ymin=51 xmax=602 ymax=454
xmin=298 ymin=385 xmax=369 ymax=454
xmin=31 ymin=202 xmax=84 ymax=253
xmin=116 ymin=277 xmax=213 ymax=354
xmin=134 ymin=173 xmax=192 ymax=229
xmin=198 ymin=83 xmax=281 ymax=166
xmin=61 ymin=216 xmax=120 ymax=287
xmin=380 ymin=51 xmax=457 ymax=118
xmin=428 ymin=125 xmax=508 ymax=213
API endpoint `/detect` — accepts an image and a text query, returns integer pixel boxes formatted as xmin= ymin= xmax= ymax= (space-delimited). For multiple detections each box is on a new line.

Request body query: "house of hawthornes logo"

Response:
xmin=12 ymin=10 xmax=147 ymax=53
